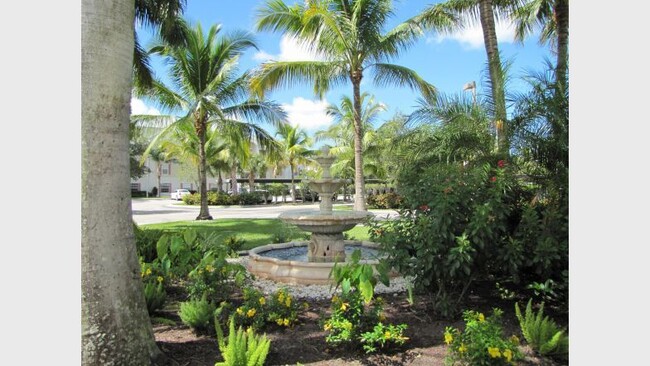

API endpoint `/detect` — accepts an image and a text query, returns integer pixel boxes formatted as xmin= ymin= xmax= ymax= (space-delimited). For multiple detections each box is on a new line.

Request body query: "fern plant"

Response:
xmin=515 ymin=299 xmax=569 ymax=360
xmin=215 ymin=316 xmax=271 ymax=366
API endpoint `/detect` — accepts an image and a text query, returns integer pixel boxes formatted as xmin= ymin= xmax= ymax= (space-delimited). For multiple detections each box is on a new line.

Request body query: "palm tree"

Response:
xmin=415 ymin=0 xmax=511 ymax=154
xmin=244 ymin=154 xmax=268 ymax=193
xmin=511 ymin=0 xmax=568 ymax=90
xmin=133 ymin=0 xmax=187 ymax=90
xmin=82 ymin=0 xmax=164 ymax=363
xmin=274 ymin=123 xmax=314 ymax=203
xmin=147 ymin=147 xmax=172 ymax=196
xmin=252 ymin=0 xmax=437 ymax=211
xmin=140 ymin=21 xmax=286 ymax=220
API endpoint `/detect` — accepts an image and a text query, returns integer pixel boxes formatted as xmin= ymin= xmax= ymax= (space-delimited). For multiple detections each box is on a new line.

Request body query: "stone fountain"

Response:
xmin=246 ymin=147 xmax=378 ymax=284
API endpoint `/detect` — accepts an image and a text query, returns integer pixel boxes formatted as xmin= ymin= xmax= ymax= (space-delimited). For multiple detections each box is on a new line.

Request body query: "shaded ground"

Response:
xmin=153 ymin=281 xmax=568 ymax=366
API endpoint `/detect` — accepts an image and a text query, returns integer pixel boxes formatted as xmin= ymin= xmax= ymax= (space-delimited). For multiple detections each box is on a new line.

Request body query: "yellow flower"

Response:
xmin=247 ymin=308 xmax=256 ymax=318
xmin=157 ymin=276 xmax=164 ymax=283
xmin=340 ymin=302 xmax=349 ymax=311
xmin=145 ymin=268 xmax=152 ymax=276
xmin=384 ymin=331 xmax=391 ymax=339
xmin=285 ymin=297 xmax=292 ymax=307
xmin=488 ymin=347 xmax=501 ymax=358
xmin=458 ymin=343 xmax=467 ymax=353
xmin=259 ymin=297 xmax=266 ymax=305
xmin=331 ymin=295 xmax=339 ymax=303
xmin=444 ymin=332 xmax=453 ymax=345
xmin=278 ymin=293 xmax=285 ymax=302
xmin=283 ymin=318 xmax=290 ymax=326
xmin=343 ymin=321 xmax=352 ymax=331
xmin=276 ymin=318 xmax=284 ymax=326
xmin=324 ymin=323 xmax=332 ymax=331
xmin=236 ymin=307 xmax=244 ymax=315
xmin=503 ymin=349 xmax=513 ymax=362
xmin=478 ymin=313 xmax=485 ymax=322
xmin=198 ymin=269 xmax=204 ymax=275
xmin=205 ymin=264 xmax=214 ymax=272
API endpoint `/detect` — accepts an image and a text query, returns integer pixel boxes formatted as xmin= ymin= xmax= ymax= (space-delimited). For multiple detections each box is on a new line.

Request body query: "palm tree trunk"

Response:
xmin=249 ymin=171 xmax=255 ymax=192
xmin=81 ymin=0 xmax=165 ymax=364
xmin=351 ymin=76 xmax=367 ymax=211
xmin=290 ymin=164 xmax=296 ymax=203
xmin=217 ymin=172 xmax=223 ymax=192
xmin=479 ymin=0 xmax=508 ymax=155
xmin=555 ymin=0 xmax=569 ymax=90
xmin=156 ymin=162 xmax=162 ymax=197
xmin=230 ymin=164 xmax=238 ymax=194
xmin=196 ymin=117 xmax=212 ymax=220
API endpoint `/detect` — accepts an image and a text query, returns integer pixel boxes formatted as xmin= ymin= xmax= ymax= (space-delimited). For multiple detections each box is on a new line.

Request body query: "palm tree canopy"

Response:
xmin=251 ymin=0 xmax=437 ymax=99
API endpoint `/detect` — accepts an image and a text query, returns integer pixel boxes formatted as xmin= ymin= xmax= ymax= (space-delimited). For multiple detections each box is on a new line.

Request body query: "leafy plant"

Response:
xmin=444 ymin=309 xmax=523 ymax=366
xmin=223 ymin=235 xmax=247 ymax=256
xmin=232 ymin=287 xmax=269 ymax=331
xmin=179 ymin=295 xmax=217 ymax=334
xmin=330 ymin=249 xmax=390 ymax=304
xmin=215 ymin=316 xmax=271 ymax=366
xmin=359 ymin=322 xmax=409 ymax=354
xmin=266 ymin=288 xmax=300 ymax=328
xmin=143 ymin=280 xmax=166 ymax=315
xmin=515 ymin=299 xmax=568 ymax=360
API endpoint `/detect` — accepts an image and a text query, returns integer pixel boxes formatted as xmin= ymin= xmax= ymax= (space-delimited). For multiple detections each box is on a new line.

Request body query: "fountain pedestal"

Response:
xmin=278 ymin=150 xmax=373 ymax=263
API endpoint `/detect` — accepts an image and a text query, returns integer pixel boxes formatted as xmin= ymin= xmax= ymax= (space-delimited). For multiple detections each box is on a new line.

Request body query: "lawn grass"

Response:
xmin=140 ymin=219 xmax=371 ymax=250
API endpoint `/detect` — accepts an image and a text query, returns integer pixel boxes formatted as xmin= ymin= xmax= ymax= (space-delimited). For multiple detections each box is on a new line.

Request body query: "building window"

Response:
xmin=181 ymin=183 xmax=192 ymax=190
xmin=130 ymin=183 xmax=141 ymax=192
xmin=160 ymin=183 xmax=171 ymax=193
xmin=162 ymin=164 xmax=170 ymax=175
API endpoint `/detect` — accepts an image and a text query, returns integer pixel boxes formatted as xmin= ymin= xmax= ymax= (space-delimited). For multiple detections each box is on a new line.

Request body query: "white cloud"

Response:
xmin=131 ymin=97 xmax=161 ymax=115
xmin=253 ymin=35 xmax=327 ymax=62
xmin=428 ymin=17 xmax=517 ymax=49
xmin=281 ymin=97 xmax=332 ymax=131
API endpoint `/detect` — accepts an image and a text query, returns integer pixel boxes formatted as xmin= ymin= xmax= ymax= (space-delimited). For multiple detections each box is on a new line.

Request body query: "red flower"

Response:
xmin=419 ymin=204 xmax=430 ymax=211
xmin=490 ymin=176 xmax=497 ymax=183
xmin=497 ymin=160 xmax=505 ymax=168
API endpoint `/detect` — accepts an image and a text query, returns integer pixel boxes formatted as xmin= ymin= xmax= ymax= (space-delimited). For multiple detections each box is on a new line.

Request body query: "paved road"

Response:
xmin=132 ymin=198 xmax=398 ymax=225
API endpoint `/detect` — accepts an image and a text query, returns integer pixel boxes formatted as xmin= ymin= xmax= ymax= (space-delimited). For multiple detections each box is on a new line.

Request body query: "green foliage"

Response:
xmin=215 ymin=316 xmax=271 ymax=366
xmin=143 ymin=281 xmax=166 ymax=315
xmin=226 ymin=287 xmax=301 ymax=331
xmin=134 ymin=223 xmax=165 ymax=262
xmin=323 ymin=289 xmax=383 ymax=346
xmin=330 ymin=249 xmax=390 ymax=304
xmin=367 ymin=192 xmax=403 ymax=209
xmin=515 ymin=299 xmax=568 ymax=360
xmin=186 ymin=252 xmax=249 ymax=302
xmin=223 ymin=235 xmax=247 ymax=255
xmin=272 ymin=223 xmax=307 ymax=244
xmin=444 ymin=309 xmax=523 ymax=366
xmin=359 ymin=323 xmax=409 ymax=354
xmin=179 ymin=295 xmax=218 ymax=334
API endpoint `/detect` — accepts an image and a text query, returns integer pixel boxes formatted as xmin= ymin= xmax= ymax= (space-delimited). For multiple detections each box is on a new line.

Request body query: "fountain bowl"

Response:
xmin=247 ymin=240 xmax=386 ymax=285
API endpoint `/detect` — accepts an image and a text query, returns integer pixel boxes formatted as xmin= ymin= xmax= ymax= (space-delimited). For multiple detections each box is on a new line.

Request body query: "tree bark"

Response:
xmin=554 ymin=0 xmax=569 ymax=90
xmin=195 ymin=115 xmax=212 ymax=220
xmin=81 ymin=0 xmax=167 ymax=364
xmin=351 ymin=74 xmax=367 ymax=211
xmin=230 ymin=163 xmax=238 ymax=194
xmin=290 ymin=163 xmax=296 ymax=203
xmin=479 ymin=0 xmax=508 ymax=154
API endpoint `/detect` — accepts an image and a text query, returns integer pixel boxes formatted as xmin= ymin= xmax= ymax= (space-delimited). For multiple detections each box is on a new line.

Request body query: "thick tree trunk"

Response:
xmin=555 ymin=0 xmax=569 ymax=90
xmin=156 ymin=162 xmax=162 ymax=197
xmin=479 ymin=0 xmax=508 ymax=154
xmin=81 ymin=0 xmax=167 ymax=364
xmin=195 ymin=117 xmax=212 ymax=220
xmin=351 ymin=76 xmax=367 ymax=211
xmin=230 ymin=164 xmax=238 ymax=194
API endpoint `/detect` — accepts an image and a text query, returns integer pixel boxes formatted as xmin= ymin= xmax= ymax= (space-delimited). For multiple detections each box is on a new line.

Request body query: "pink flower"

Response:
xmin=497 ymin=160 xmax=505 ymax=168
xmin=490 ymin=176 xmax=497 ymax=183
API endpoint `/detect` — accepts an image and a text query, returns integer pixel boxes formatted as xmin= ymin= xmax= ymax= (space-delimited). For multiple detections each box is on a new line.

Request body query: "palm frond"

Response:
xmin=250 ymin=60 xmax=348 ymax=98
xmin=370 ymin=63 xmax=437 ymax=100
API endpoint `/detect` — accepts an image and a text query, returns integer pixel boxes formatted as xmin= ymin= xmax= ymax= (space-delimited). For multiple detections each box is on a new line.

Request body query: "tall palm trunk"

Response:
xmin=249 ymin=171 xmax=255 ymax=192
xmin=351 ymin=74 xmax=367 ymax=211
xmin=195 ymin=116 xmax=212 ymax=220
xmin=81 ymin=0 xmax=164 ymax=364
xmin=156 ymin=161 xmax=162 ymax=197
xmin=555 ymin=0 xmax=569 ymax=90
xmin=230 ymin=163 xmax=239 ymax=194
xmin=217 ymin=171 xmax=223 ymax=192
xmin=290 ymin=163 xmax=296 ymax=203
xmin=479 ymin=0 xmax=508 ymax=154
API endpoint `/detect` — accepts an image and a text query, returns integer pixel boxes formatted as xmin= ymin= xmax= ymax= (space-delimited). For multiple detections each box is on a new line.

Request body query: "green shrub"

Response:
xmin=215 ymin=316 xmax=271 ymax=366
xmin=143 ymin=281 xmax=166 ymax=315
xmin=359 ymin=322 xmax=408 ymax=354
xmin=367 ymin=192 xmax=403 ymax=209
xmin=223 ymin=235 xmax=246 ymax=254
xmin=515 ymin=299 xmax=568 ymax=360
xmin=444 ymin=309 xmax=523 ymax=366
xmin=179 ymin=295 xmax=217 ymax=334
xmin=266 ymin=288 xmax=300 ymax=328
xmin=133 ymin=223 xmax=164 ymax=262
xmin=232 ymin=287 xmax=268 ymax=331
xmin=186 ymin=255 xmax=249 ymax=302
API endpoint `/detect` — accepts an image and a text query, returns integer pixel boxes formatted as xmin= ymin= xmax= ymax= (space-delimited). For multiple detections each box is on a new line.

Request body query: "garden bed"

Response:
xmin=153 ymin=280 xmax=567 ymax=366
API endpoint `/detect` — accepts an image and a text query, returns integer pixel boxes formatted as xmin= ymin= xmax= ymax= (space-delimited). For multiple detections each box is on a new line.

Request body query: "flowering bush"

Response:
xmin=230 ymin=287 xmax=301 ymax=331
xmin=359 ymin=322 xmax=409 ymax=354
xmin=444 ymin=308 xmax=523 ymax=365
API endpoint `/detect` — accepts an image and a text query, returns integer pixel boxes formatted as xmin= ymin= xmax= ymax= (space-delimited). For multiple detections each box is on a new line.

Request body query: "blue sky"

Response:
xmin=132 ymin=0 xmax=553 ymax=137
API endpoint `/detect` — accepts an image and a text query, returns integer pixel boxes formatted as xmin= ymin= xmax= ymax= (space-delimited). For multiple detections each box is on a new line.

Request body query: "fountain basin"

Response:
xmin=247 ymin=240 xmax=385 ymax=285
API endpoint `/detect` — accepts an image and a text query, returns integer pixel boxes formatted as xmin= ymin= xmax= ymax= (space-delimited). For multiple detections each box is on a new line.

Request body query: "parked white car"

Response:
xmin=170 ymin=188 xmax=191 ymax=200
